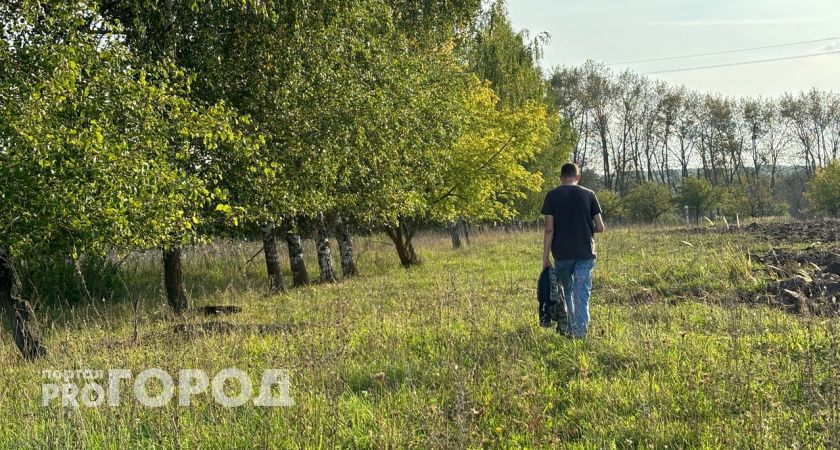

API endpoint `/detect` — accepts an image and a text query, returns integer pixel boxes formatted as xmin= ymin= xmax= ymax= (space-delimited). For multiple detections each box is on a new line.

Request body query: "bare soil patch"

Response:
xmin=689 ymin=219 xmax=840 ymax=244
xmin=743 ymin=220 xmax=840 ymax=243
xmin=755 ymin=247 xmax=840 ymax=316
xmin=688 ymin=220 xmax=840 ymax=314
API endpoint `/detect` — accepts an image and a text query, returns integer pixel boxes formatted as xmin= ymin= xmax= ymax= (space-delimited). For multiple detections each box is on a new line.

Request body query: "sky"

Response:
xmin=506 ymin=0 xmax=840 ymax=98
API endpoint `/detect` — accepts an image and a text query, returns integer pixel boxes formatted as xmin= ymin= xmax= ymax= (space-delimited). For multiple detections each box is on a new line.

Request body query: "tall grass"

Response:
xmin=1 ymin=227 xmax=838 ymax=448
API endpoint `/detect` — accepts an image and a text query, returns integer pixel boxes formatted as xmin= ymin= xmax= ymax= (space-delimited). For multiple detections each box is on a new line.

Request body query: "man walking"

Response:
xmin=541 ymin=163 xmax=605 ymax=338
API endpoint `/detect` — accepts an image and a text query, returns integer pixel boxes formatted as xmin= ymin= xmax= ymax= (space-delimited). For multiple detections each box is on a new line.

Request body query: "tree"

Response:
xmin=671 ymin=89 xmax=699 ymax=179
xmin=91 ymin=0 xmax=265 ymax=310
xmin=1 ymin=2 xmax=236 ymax=260
xmin=98 ymin=0 xmax=357 ymax=290
xmin=625 ymin=182 xmax=673 ymax=223
xmin=462 ymin=1 xmax=547 ymax=108
xmin=0 ymin=247 xmax=46 ymax=360
xmin=594 ymin=190 xmax=626 ymax=224
xmin=0 ymin=1 xmax=250 ymax=355
xmin=741 ymin=176 xmax=774 ymax=217
xmin=718 ymin=185 xmax=752 ymax=218
xmin=780 ymin=92 xmax=819 ymax=177
xmin=678 ymin=177 xmax=717 ymax=223
xmin=358 ymin=59 xmax=553 ymax=266
xmin=780 ymin=169 xmax=811 ymax=218
xmin=549 ymin=66 xmax=592 ymax=169
xmin=515 ymin=120 xmax=575 ymax=221
xmin=808 ymin=160 xmax=840 ymax=217
xmin=456 ymin=1 xmax=570 ymax=226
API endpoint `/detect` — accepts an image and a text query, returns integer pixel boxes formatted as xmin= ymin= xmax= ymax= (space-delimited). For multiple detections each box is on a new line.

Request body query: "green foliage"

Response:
xmin=461 ymin=1 xmax=548 ymax=108
xmin=98 ymin=0 xmax=517 ymax=235
xmin=717 ymin=178 xmax=777 ymax=219
xmin=444 ymin=81 xmax=554 ymax=221
xmin=3 ymin=0 xmax=553 ymax=275
xmin=741 ymin=177 xmax=774 ymax=217
xmin=625 ymin=182 xmax=673 ymax=223
xmin=355 ymin=63 xmax=554 ymax=226
xmin=0 ymin=1 xmax=251 ymax=259
xmin=458 ymin=0 xmax=568 ymax=222
xmin=808 ymin=160 xmax=840 ymax=217
xmin=387 ymin=0 xmax=481 ymax=44
xmin=677 ymin=177 xmax=717 ymax=223
xmin=514 ymin=120 xmax=575 ymax=221
xmin=595 ymin=189 xmax=626 ymax=223
xmin=714 ymin=176 xmax=785 ymax=217
xmin=718 ymin=184 xmax=751 ymax=218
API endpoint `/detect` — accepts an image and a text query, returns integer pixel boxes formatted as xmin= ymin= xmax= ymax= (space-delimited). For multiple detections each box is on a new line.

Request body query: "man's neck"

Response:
xmin=561 ymin=181 xmax=578 ymax=186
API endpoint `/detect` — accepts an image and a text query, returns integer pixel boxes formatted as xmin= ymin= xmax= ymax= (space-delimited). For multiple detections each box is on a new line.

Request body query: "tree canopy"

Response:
xmin=0 ymin=1 xmax=252 ymax=260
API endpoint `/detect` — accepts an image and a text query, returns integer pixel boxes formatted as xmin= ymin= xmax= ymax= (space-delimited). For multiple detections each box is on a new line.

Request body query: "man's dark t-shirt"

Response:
xmin=541 ymin=185 xmax=602 ymax=260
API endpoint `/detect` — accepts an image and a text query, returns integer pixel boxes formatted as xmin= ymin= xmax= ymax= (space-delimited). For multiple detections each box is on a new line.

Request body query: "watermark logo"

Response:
xmin=42 ymin=368 xmax=294 ymax=408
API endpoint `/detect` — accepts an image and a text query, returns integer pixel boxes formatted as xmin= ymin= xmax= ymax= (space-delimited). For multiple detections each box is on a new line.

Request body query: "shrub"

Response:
xmin=719 ymin=185 xmax=751 ymax=218
xmin=677 ymin=177 xmax=717 ymax=223
xmin=718 ymin=177 xmax=774 ymax=218
xmin=595 ymin=189 xmax=626 ymax=223
xmin=625 ymin=182 xmax=673 ymax=223
xmin=808 ymin=161 xmax=840 ymax=217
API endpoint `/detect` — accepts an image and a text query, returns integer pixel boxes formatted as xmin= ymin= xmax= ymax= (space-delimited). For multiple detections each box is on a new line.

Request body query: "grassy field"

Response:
xmin=2 ymin=226 xmax=839 ymax=448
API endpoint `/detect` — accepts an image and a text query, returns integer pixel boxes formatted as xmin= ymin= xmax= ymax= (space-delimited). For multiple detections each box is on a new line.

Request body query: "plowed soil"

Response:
xmin=689 ymin=219 xmax=840 ymax=244
xmin=689 ymin=220 xmax=840 ymax=315
xmin=743 ymin=220 xmax=840 ymax=244
xmin=755 ymin=247 xmax=840 ymax=316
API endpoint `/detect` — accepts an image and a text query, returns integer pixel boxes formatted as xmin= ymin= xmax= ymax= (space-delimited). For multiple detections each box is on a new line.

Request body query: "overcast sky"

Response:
xmin=506 ymin=0 xmax=840 ymax=98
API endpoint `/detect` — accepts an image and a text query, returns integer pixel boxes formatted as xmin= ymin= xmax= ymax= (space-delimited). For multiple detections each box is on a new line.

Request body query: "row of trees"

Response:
xmin=598 ymin=162 xmax=840 ymax=225
xmin=597 ymin=177 xmax=788 ymax=224
xmin=0 ymin=1 xmax=568 ymax=359
xmin=551 ymin=61 xmax=840 ymax=217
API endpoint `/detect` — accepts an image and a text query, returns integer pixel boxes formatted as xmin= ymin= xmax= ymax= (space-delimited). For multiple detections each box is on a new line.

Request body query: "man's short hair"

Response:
xmin=560 ymin=163 xmax=580 ymax=179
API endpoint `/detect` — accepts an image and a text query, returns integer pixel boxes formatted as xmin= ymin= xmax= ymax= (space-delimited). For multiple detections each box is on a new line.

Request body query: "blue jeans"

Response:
xmin=554 ymin=259 xmax=595 ymax=337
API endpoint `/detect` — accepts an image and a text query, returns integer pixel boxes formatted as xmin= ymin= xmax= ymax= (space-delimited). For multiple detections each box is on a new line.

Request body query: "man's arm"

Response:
xmin=543 ymin=215 xmax=553 ymax=268
xmin=593 ymin=213 xmax=606 ymax=233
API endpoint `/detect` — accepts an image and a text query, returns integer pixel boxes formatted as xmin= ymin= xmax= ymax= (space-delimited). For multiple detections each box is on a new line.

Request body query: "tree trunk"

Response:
xmin=0 ymin=249 xmax=46 ymax=360
xmin=334 ymin=215 xmax=358 ymax=278
xmin=459 ymin=217 xmax=471 ymax=245
xmin=314 ymin=214 xmax=337 ymax=283
xmin=72 ymin=254 xmax=92 ymax=302
xmin=261 ymin=222 xmax=285 ymax=293
xmin=163 ymin=246 xmax=188 ymax=313
xmin=285 ymin=220 xmax=309 ymax=287
xmin=449 ymin=220 xmax=462 ymax=249
xmin=385 ymin=218 xmax=420 ymax=267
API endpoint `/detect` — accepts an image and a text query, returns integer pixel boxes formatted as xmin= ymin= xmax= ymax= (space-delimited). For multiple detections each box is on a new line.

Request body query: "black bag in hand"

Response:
xmin=537 ymin=267 xmax=564 ymax=327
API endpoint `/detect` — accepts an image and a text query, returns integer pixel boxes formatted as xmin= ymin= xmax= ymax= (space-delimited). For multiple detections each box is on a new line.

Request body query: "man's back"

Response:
xmin=541 ymin=185 xmax=601 ymax=260
xmin=541 ymin=163 xmax=604 ymax=339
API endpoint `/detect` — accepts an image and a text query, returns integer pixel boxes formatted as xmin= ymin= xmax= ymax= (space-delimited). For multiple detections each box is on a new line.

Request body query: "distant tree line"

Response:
xmin=550 ymin=61 xmax=840 ymax=220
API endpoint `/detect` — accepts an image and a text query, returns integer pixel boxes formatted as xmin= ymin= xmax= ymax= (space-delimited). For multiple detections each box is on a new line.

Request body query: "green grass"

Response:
xmin=2 ymin=227 xmax=840 ymax=448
